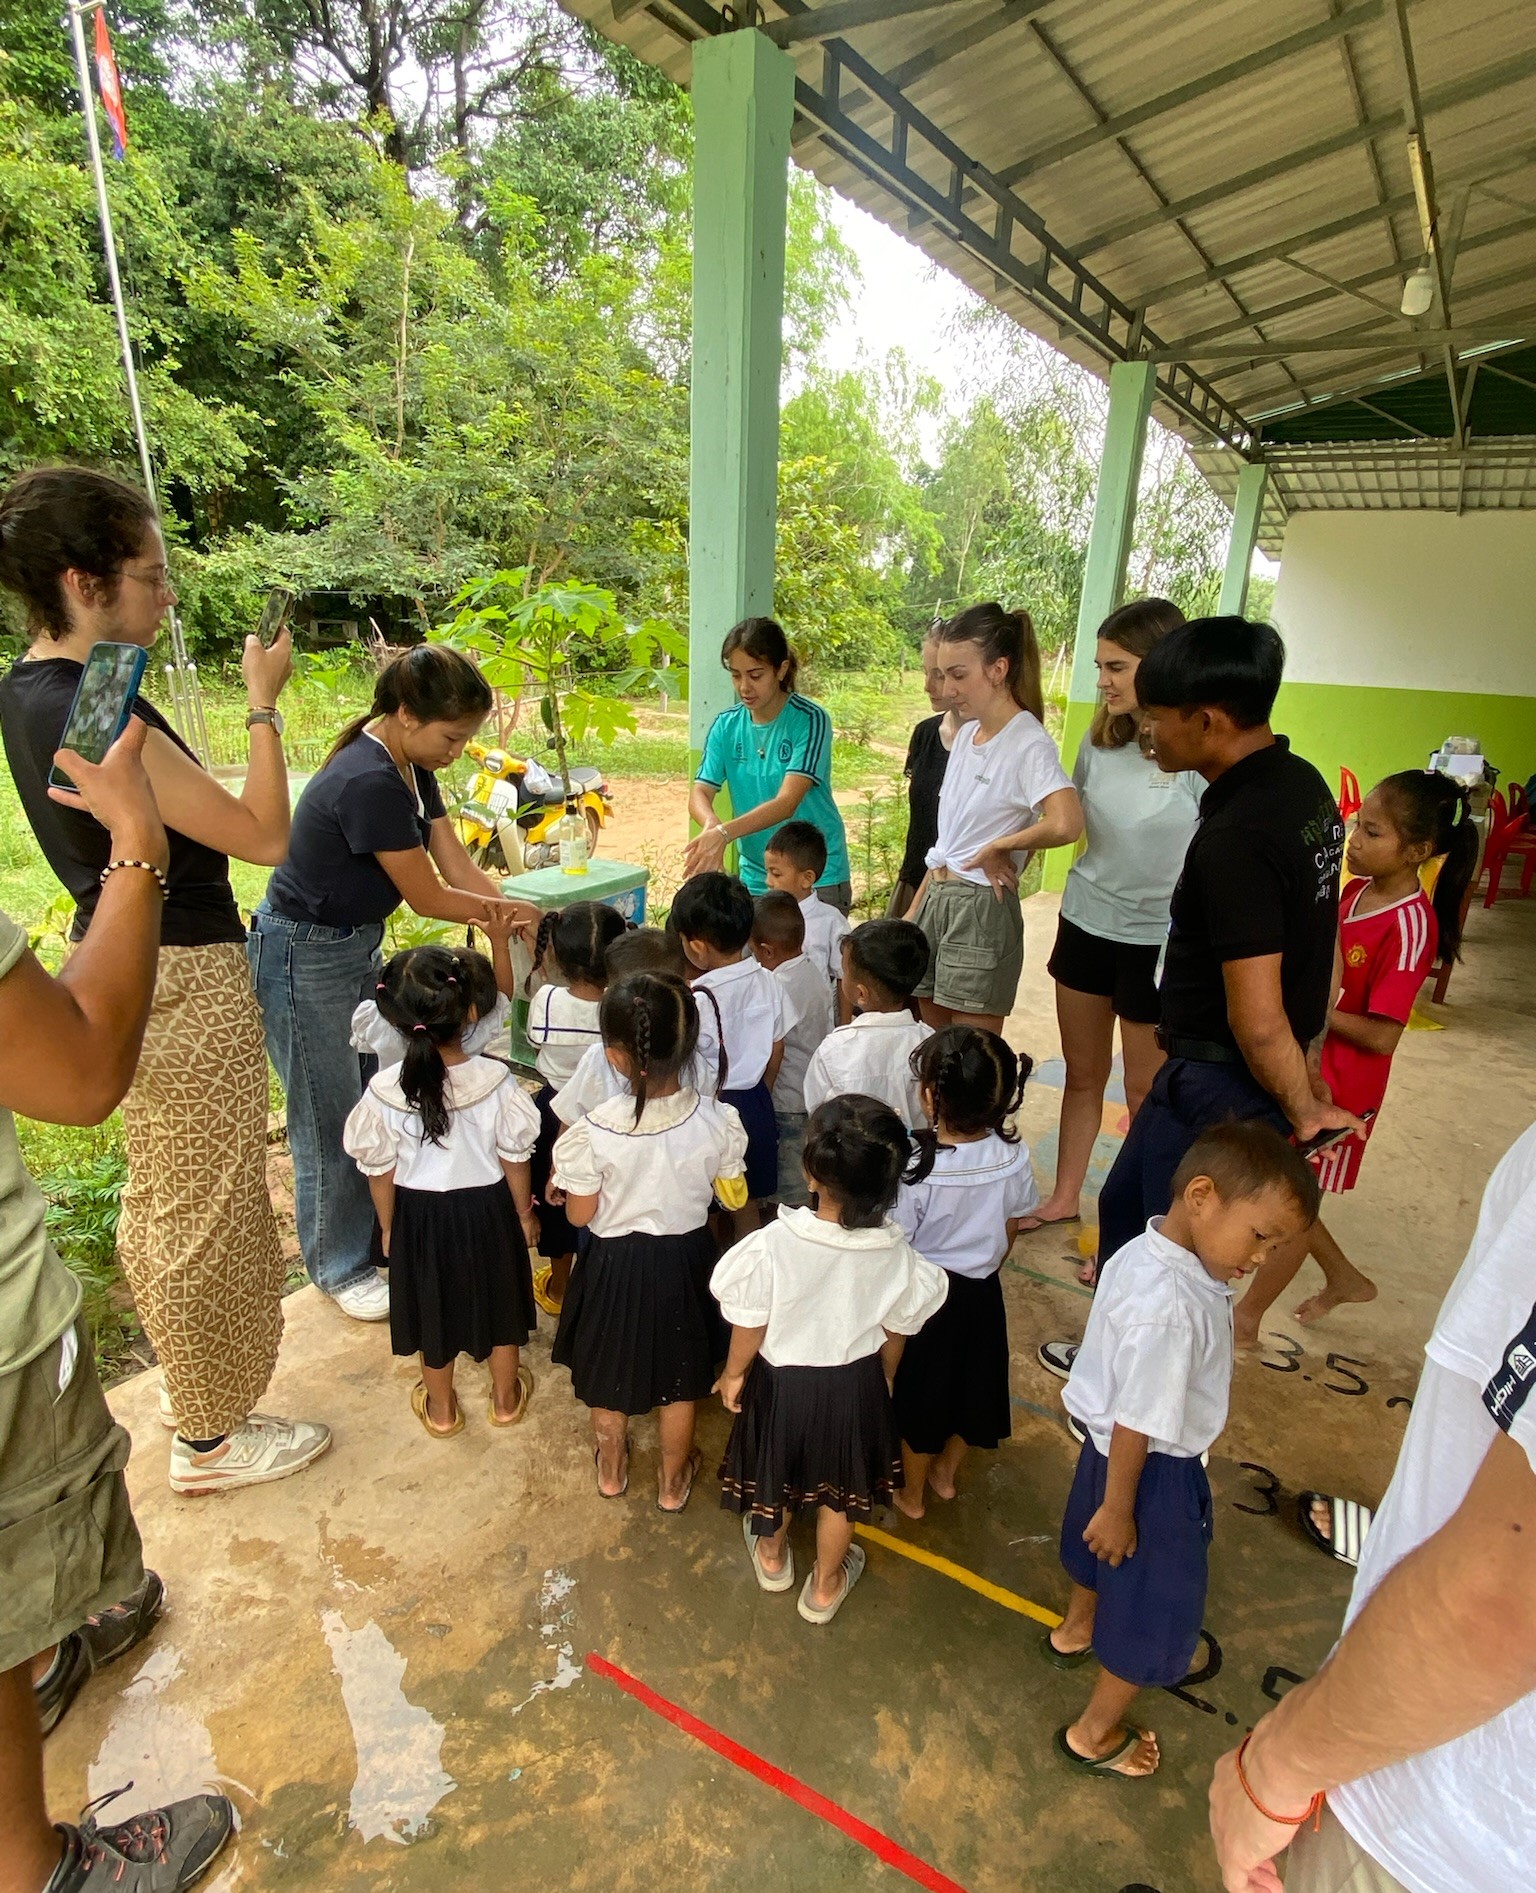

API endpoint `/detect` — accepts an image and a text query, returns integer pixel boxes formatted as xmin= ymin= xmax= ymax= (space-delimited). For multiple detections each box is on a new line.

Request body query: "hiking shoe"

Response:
xmin=169 ymin=1414 xmax=331 ymax=1495
xmin=1037 ymin=1341 xmax=1079 ymax=1380
xmin=331 ymin=1270 xmax=391 ymax=1322
xmin=48 ymin=1786 xmax=234 ymax=1891
xmin=35 ymin=1572 xmax=166 ymax=1735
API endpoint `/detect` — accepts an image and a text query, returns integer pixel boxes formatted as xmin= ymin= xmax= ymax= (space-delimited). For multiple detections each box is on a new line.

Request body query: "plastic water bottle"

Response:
xmin=557 ymin=799 xmax=589 ymax=875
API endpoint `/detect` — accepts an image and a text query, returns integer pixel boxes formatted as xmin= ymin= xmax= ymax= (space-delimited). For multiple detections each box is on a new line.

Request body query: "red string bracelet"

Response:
xmin=1235 ymin=1736 xmax=1324 ymax=1830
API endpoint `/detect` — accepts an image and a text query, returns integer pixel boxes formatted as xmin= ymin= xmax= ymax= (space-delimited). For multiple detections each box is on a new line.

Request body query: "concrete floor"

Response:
xmin=45 ymin=891 xmax=1536 ymax=1893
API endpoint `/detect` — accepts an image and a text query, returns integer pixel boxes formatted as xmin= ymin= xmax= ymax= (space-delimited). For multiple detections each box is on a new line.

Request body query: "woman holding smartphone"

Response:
xmin=0 ymin=466 xmax=330 ymax=1497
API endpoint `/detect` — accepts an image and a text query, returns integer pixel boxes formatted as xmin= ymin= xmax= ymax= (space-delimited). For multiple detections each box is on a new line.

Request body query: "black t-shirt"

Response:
xmin=1159 ymin=739 xmax=1344 ymax=1054
xmin=899 ymin=714 xmax=949 ymax=886
xmin=266 ymin=732 xmax=445 ymax=927
xmin=0 ymin=658 xmax=244 ymax=947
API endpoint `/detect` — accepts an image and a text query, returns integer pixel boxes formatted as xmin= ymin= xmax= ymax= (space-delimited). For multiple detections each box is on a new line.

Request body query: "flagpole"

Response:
xmin=67 ymin=0 xmax=210 ymax=765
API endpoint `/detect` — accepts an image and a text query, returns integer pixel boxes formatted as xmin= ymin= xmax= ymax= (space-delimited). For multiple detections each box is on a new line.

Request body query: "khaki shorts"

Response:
xmin=1285 ymin=1805 xmax=1411 ymax=1893
xmin=0 ymin=1318 xmax=143 ymax=1673
xmin=911 ymin=875 xmax=1024 ymax=1018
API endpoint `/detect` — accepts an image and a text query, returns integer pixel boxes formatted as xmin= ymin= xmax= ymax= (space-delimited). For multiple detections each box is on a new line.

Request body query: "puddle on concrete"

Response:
xmin=88 ymin=1644 xmax=229 ymax=1812
xmin=509 ymin=1567 xmax=584 ymax=1715
xmin=321 ymin=1613 xmax=455 ymax=1844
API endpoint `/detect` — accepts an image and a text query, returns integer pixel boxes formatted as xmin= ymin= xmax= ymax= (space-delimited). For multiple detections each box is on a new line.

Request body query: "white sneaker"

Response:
xmin=169 ymin=1414 xmax=332 ymax=1495
xmin=331 ymin=1270 xmax=391 ymax=1322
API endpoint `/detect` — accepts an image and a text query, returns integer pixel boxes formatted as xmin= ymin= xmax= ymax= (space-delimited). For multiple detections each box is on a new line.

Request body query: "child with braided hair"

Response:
xmin=550 ymin=972 xmax=747 ymax=1511
xmin=891 ymin=1026 xmax=1039 ymax=1519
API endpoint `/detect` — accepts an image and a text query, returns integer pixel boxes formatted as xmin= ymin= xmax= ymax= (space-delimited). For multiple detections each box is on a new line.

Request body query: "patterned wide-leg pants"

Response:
xmin=116 ymin=944 xmax=287 ymax=1440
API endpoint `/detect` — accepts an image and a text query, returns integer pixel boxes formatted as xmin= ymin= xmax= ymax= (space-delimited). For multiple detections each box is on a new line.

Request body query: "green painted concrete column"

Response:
xmin=1043 ymin=359 xmax=1156 ymax=892
xmin=687 ymin=30 xmax=795 ymax=772
xmin=1218 ymin=461 xmax=1269 ymax=618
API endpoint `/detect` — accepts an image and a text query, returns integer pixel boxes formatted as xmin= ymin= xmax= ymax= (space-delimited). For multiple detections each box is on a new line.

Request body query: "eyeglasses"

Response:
xmin=119 ymin=565 xmax=174 ymax=594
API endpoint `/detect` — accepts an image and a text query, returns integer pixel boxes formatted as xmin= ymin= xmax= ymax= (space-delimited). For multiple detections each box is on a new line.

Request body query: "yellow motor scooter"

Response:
xmin=457 ymin=744 xmax=613 ymax=874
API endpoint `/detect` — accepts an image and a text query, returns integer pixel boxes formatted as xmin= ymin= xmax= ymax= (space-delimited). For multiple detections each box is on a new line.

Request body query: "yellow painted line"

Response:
xmin=854 ymin=1524 xmax=1063 ymax=1628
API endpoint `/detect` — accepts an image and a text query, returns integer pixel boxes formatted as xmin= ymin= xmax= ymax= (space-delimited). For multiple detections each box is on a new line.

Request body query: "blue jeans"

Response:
xmin=247 ymin=905 xmax=384 ymax=1297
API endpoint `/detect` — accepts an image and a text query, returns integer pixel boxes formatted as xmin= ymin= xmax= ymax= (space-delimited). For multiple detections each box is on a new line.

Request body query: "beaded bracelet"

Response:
xmin=100 ymin=858 xmax=169 ymax=898
xmin=1235 ymin=1735 xmax=1323 ymax=1830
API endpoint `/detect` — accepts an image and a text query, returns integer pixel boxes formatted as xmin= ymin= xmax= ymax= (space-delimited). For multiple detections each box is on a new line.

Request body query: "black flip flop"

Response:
xmin=1017 ymin=1211 xmax=1079 ymax=1234
xmin=1297 ymin=1491 xmax=1372 ymax=1567
xmin=1053 ymin=1724 xmax=1152 ymax=1776
xmin=1040 ymin=1628 xmax=1092 ymax=1670
xmin=594 ymin=1440 xmax=630 ymax=1499
xmin=657 ymin=1447 xmax=702 ymax=1515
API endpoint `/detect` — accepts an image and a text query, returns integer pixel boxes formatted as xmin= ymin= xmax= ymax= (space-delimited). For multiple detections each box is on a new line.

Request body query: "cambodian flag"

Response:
xmin=93 ymin=10 xmax=129 ymax=159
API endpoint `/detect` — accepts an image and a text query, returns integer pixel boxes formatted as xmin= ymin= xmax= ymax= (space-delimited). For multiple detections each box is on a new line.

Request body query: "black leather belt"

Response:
xmin=1155 ymin=1030 xmax=1245 ymax=1066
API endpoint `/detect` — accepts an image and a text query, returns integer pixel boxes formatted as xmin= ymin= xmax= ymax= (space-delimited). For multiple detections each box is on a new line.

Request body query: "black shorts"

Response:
xmin=1047 ymin=915 xmax=1162 ymax=1025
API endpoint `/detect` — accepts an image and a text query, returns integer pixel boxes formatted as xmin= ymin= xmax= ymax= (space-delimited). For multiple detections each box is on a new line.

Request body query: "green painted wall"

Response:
xmin=1274 ymin=680 xmax=1536 ymax=799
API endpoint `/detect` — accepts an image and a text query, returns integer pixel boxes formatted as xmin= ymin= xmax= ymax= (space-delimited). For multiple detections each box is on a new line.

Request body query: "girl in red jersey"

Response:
xmin=1234 ymin=771 xmax=1478 ymax=1342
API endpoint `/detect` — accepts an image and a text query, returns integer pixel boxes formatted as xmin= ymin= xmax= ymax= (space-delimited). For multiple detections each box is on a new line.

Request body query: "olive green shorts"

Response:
xmin=911 ymin=876 xmax=1025 ymax=1018
xmin=0 ymin=1318 xmax=143 ymax=1673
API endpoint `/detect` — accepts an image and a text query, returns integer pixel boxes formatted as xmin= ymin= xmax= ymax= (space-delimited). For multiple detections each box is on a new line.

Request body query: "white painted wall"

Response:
xmin=1271 ymin=511 xmax=1536 ymax=694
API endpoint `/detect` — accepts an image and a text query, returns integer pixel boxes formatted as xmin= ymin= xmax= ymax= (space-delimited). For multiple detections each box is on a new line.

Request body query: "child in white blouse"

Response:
xmin=892 ymin=1027 xmax=1038 ymax=1519
xmin=350 ymin=921 xmax=519 ymax=1066
xmin=343 ymin=946 xmax=542 ymax=1438
xmin=713 ymin=1095 xmax=948 ymax=1625
xmin=802 ymin=920 xmax=932 ymax=1127
xmin=525 ymin=902 xmax=629 ymax=1316
xmin=551 ymin=971 xmax=747 ymax=1512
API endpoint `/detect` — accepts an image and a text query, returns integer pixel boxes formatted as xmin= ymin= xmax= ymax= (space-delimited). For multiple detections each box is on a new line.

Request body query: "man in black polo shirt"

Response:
xmin=1039 ymin=618 xmax=1359 ymax=1378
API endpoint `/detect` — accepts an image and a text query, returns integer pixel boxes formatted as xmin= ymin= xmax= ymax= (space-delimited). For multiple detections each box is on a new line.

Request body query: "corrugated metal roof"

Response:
xmin=562 ymin=0 xmax=1536 ymax=517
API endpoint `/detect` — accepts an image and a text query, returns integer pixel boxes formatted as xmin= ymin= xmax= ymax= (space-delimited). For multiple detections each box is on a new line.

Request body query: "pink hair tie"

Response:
xmin=376 ymin=982 xmax=387 ymax=993
xmin=412 ymin=1023 xmax=428 ymax=1034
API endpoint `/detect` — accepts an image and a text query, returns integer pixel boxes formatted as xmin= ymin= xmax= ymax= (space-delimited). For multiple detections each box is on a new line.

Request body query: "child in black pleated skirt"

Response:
xmin=713 ymin=1096 xmax=948 ymax=1625
xmin=890 ymin=1027 xmax=1039 ymax=1518
xmin=551 ymin=972 xmax=748 ymax=1512
xmin=343 ymin=945 xmax=542 ymax=1438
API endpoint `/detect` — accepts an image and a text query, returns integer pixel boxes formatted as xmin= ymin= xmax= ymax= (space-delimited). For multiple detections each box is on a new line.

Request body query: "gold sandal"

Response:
xmin=411 ymin=1381 xmax=464 ymax=1439
xmin=488 ymin=1365 xmax=535 ymax=1428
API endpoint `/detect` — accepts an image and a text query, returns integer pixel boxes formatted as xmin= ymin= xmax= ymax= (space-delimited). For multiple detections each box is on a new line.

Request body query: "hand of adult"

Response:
xmin=1290 ymin=1098 xmax=1366 ymax=1146
xmin=1208 ymin=1742 xmax=1296 ymax=1892
xmin=962 ymin=841 xmax=1020 ymax=900
xmin=47 ymin=719 xmax=170 ymax=874
xmin=242 ymin=626 xmax=294 ymax=707
xmin=481 ymin=895 xmax=541 ymax=948
xmin=683 ymin=824 xmax=729 ymax=879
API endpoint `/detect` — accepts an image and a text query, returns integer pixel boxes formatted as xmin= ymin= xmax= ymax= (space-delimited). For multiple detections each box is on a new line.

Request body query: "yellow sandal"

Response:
xmin=411 ymin=1381 xmax=464 ymax=1439
xmin=488 ymin=1364 xmax=535 ymax=1428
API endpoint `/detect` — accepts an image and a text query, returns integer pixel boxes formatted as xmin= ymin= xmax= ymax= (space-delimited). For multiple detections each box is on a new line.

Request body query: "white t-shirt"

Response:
xmin=549 ymin=1088 xmax=747 ymax=1238
xmin=711 ymin=1204 xmax=948 ymax=1367
xmin=800 ymin=894 xmax=851 ymax=989
xmin=551 ymin=1030 xmax=721 ymax=1127
xmin=350 ymin=994 xmax=513 ymax=1067
xmin=526 ymin=982 xmax=603 ymax=1087
xmin=1330 ymin=1123 xmax=1536 ymax=1893
xmin=926 ymin=711 xmax=1073 ymax=887
xmin=1062 ymin=1219 xmax=1234 ymax=1458
xmin=893 ymin=1133 xmax=1040 ymax=1280
xmin=802 ymin=1011 xmax=933 ymax=1128
xmin=694 ymin=956 xmax=783 ymax=1091
xmin=1060 ymin=737 xmax=1202 ymax=947
xmin=769 ymin=953 xmax=833 ymax=1116
xmin=343 ymin=1057 xmax=540 ymax=1191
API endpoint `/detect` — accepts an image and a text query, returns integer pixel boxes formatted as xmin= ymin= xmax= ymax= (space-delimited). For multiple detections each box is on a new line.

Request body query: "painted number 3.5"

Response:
xmin=1260 ymin=1336 xmax=1372 ymax=1396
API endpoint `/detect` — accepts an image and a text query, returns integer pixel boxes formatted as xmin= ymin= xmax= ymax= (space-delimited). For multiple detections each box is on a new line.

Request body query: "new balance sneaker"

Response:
xmin=35 ymin=1572 xmax=166 ymax=1736
xmin=331 ymin=1270 xmax=391 ymax=1322
xmin=47 ymin=1786 xmax=233 ymax=1892
xmin=169 ymin=1414 xmax=331 ymax=1495
xmin=1037 ymin=1340 xmax=1079 ymax=1380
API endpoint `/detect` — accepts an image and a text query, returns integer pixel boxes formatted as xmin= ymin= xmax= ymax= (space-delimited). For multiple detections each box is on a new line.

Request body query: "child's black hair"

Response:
xmin=1376 ymin=770 xmax=1480 ymax=961
xmin=375 ymin=945 xmax=499 ymax=1145
xmin=527 ymin=901 xmax=629 ymax=997
xmin=601 ymin=971 xmax=701 ymax=1126
xmin=802 ymin=1094 xmax=911 ymax=1230
xmin=751 ymin=890 xmax=805 ymax=951
xmin=669 ymin=871 xmax=755 ymax=956
xmin=846 ymin=918 xmax=930 ymax=1003
xmin=905 ymin=1026 xmax=1031 ymax=1183
xmin=1171 ymin=1120 xmax=1321 ymax=1224
xmin=764 ymin=819 xmax=827 ymax=878
xmin=606 ymin=925 xmax=688 ymax=982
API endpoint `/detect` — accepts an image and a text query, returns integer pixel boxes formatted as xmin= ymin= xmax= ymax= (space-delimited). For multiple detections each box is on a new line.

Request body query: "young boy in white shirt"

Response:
xmin=802 ymin=920 xmax=932 ymax=1128
xmin=1049 ymin=1122 xmax=1320 ymax=1779
xmin=764 ymin=820 xmax=851 ymax=1000
xmin=750 ymin=891 xmax=833 ymax=1209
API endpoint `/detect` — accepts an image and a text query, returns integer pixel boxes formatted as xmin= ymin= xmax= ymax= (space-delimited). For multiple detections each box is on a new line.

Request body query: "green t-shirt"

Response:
xmin=696 ymin=694 xmax=850 ymax=895
xmin=0 ymin=909 xmax=80 ymax=1375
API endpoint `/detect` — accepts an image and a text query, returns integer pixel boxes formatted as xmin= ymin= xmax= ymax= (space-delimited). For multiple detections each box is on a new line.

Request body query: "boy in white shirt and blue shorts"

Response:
xmin=1049 ymin=1122 xmax=1319 ymax=1779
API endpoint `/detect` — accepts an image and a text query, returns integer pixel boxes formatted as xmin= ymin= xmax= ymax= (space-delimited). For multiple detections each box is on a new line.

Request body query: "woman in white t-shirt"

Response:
xmin=1027 ymin=601 xmax=1202 ymax=1241
xmin=909 ymin=602 xmax=1083 ymax=1034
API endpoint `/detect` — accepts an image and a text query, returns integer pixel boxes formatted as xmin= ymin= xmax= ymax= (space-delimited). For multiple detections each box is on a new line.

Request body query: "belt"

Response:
xmin=1155 ymin=1030 xmax=1245 ymax=1066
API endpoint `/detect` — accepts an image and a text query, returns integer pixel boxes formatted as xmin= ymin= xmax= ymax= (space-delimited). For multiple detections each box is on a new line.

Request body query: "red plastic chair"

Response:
xmin=1483 ymin=812 xmax=1536 ymax=908
xmin=1338 ymin=767 xmax=1362 ymax=821
xmin=1511 ymin=780 xmax=1529 ymax=822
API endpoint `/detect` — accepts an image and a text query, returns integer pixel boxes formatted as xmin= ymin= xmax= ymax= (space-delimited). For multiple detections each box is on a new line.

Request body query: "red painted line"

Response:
xmin=586 ymin=1651 xmax=969 ymax=1893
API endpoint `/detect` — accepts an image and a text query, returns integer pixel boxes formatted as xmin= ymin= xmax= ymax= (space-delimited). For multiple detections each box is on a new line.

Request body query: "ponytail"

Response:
xmin=1377 ymin=771 xmax=1479 ymax=961
xmin=324 ymin=644 xmax=491 ymax=769
xmin=0 ymin=466 xmax=158 ymax=639
xmin=375 ymin=945 xmax=493 ymax=1144
xmin=905 ymin=1024 xmax=1030 ymax=1180
xmin=599 ymin=973 xmax=700 ymax=1125
xmin=527 ymin=902 xmax=627 ymax=998
xmin=721 ymin=615 xmax=799 ymax=695
xmin=938 ymin=602 xmax=1045 ymax=722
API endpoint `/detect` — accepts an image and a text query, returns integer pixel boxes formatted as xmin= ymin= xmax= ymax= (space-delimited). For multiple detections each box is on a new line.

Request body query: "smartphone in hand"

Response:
xmin=48 ymin=642 xmax=149 ymax=790
xmin=1297 ymin=1110 xmax=1375 ymax=1159
xmin=256 ymin=586 xmax=295 ymax=647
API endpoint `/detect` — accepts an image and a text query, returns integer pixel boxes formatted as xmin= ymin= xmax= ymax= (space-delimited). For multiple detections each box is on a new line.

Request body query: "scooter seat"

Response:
xmin=567 ymin=766 xmax=604 ymax=789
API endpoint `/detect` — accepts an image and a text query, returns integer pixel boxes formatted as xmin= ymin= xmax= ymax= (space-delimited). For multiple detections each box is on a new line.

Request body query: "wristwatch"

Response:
xmin=246 ymin=706 xmax=285 ymax=736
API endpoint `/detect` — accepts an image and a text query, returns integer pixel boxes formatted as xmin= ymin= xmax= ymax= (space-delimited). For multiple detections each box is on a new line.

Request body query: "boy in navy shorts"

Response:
xmin=1047 ymin=1121 xmax=1319 ymax=1778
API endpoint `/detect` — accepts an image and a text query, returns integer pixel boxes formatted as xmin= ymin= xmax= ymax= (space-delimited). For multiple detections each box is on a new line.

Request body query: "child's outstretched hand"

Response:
xmin=713 ymin=1369 xmax=746 ymax=1413
xmin=1083 ymin=1503 xmax=1137 ymax=1567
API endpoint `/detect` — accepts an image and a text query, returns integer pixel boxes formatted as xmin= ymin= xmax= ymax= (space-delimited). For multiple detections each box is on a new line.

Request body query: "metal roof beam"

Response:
xmin=1143 ymin=195 xmax=1418 ymax=309
xmin=763 ymin=0 xmax=976 ymax=48
xmin=1150 ymin=315 xmax=1536 ymax=358
xmin=886 ymin=0 xmax=1047 ymax=90
xmin=1245 ymin=335 xmax=1536 ymax=420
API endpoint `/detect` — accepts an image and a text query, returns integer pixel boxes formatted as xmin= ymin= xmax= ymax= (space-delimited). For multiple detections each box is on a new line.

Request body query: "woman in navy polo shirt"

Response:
xmin=249 ymin=646 xmax=538 ymax=1321
xmin=685 ymin=618 xmax=851 ymax=912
